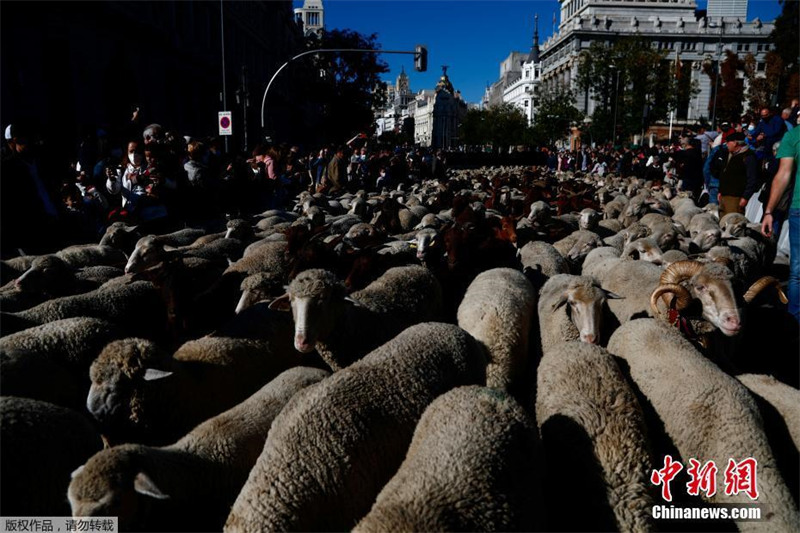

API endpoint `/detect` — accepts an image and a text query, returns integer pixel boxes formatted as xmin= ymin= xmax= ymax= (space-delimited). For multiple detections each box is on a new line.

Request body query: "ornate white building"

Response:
xmin=375 ymin=68 xmax=414 ymax=136
xmin=538 ymin=0 xmax=774 ymax=123
xmin=483 ymin=16 xmax=543 ymax=124
xmin=294 ymin=0 xmax=324 ymax=38
xmin=409 ymin=67 xmax=468 ymax=148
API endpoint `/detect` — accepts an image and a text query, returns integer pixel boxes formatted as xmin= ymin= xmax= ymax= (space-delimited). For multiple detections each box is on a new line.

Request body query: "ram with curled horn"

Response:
xmin=650 ymin=260 xmax=788 ymax=338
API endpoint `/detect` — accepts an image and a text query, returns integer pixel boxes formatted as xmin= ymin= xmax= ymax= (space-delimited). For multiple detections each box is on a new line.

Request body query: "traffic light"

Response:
xmin=414 ymin=45 xmax=427 ymax=72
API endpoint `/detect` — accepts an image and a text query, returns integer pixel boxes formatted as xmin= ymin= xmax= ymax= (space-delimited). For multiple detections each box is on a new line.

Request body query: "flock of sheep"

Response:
xmin=1 ymin=165 xmax=798 ymax=532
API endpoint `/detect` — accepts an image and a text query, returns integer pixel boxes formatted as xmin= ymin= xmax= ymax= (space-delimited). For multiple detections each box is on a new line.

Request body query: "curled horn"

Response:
xmin=744 ymin=276 xmax=789 ymax=304
xmin=659 ymin=260 xmax=703 ymax=286
xmin=650 ymin=283 xmax=693 ymax=316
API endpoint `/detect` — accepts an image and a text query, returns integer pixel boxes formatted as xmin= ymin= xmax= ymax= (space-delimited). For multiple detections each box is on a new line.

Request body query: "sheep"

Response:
xmin=55 ymin=244 xmax=127 ymax=268
xmin=224 ymin=322 xmax=487 ymax=533
xmin=99 ymin=222 xmax=142 ymax=255
xmin=272 ymin=266 xmax=442 ymax=370
xmin=661 ymin=249 xmax=689 ymax=267
xmin=608 ymin=319 xmax=800 ymax=532
xmin=146 ymin=227 xmax=206 ymax=247
xmin=234 ymin=272 xmax=284 ymax=314
xmin=719 ymin=212 xmax=750 ymax=238
xmin=354 ymin=386 xmax=544 ymax=533
xmin=457 ymin=268 xmax=536 ymax=395
xmin=1 ymin=396 xmax=103 ymax=516
xmin=737 ymin=374 xmax=800 ymax=453
xmin=538 ymin=274 xmax=618 ymax=351
xmin=587 ymin=257 xmax=663 ymax=323
xmin=603 ymin=223 xmax=650 ymax=253
xmin=553 ymin=229 xmax=604 ymax=266
xmin=621 ymin=237 xmax=664 ymax=264
xmin=0 ymin=318 xmax=124 ymax=410
xmin=639 ymin=212 xmax=680 ymax=250
xmin=87 ymin=333 xmax=314 ymax=445
xmin=687 ymin=212 xmax=721 ymax=252
xmin=518 ymin=241 xmax=570 ymax=285
xmin=68 ymin=367 xmax=329 ymax=532
xmin=0 ymin=280 xmax=165 ymax=339
xmin=0 ymin=255 xmax=38 ymax=284
xmin=672 ymin=201 xmax=703 ymax=229
xmin=536 ymin=341 xmax=655 ymax=532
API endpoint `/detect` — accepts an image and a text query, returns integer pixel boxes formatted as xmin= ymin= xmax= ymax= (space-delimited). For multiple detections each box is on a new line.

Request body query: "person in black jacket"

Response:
xmin=710 ymin=132 xmax=759 ymax=219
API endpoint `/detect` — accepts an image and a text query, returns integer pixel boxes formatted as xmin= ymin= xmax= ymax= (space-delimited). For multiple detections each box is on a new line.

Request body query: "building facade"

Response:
xmin=538 ymin=0 xmax=774 ymax=125
xmin=294 ymin=0 xmax=325 ymax=38
xmin=375 ymin=68 xmax=413 ymax=136
xmin=483 ymin=16 xmax=542 ymax=124
xmin=409 ymin=68 xmax=467 ymax=149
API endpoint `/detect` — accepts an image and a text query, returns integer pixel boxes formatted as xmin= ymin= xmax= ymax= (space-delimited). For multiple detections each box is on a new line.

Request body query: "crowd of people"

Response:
xmin=2 ymin=102 xmax=797 ymax=264
xmin=0 ymin=118 xmax=448 ymax=258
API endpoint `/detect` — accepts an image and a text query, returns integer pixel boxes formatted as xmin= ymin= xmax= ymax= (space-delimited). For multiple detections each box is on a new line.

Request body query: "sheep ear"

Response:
xmin=134 ymin=472 xmax=169 ymax=500
xmin=143 ymin=368 xmax=173 ymax=381
xmin=604 ymin=290 xmax=624 ymax=299
xmin=124 ymin=225 xmax=139 ymax=233
xmin=344 ymin=296 xmax=359 ymax=304
xmin=268 ymin=293 xmax=292 ymax=312
xmin=71 ymin=465 xmax=85 ymax=479
xmin=552 ymin=294 xmax=569 ymax=311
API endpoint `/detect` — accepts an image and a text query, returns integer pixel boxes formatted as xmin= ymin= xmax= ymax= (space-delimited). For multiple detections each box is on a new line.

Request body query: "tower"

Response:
xmin=294 ymin=0 xmax=324 ymax=37
xmin=529 ymin=13 xmax=540 ymax=63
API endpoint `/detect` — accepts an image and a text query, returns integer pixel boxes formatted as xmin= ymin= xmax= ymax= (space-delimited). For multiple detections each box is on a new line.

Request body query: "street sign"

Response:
xmin=218 ymin=111 xmax=233 ymax=136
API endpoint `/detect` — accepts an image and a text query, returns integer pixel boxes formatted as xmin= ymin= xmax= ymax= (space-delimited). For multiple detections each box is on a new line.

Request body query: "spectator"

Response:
xmin=672 ymin=133 xmax=704 ymax=197
xmin=326 ymin=146 xmax=347 ymax=194
xmin=711 ymin=132 xmax=759 ymax=219
xmin=751 ymin=107 xmax=787 ymax=155
xmin=695 ymin=124 xmax=718 ymax=157
xmin=781 ymin=108 xmax=795 ymax=131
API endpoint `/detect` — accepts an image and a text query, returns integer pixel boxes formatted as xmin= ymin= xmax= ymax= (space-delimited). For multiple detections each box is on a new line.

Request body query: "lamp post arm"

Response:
xmin=261 ymin=48 xmax=420 ymax=128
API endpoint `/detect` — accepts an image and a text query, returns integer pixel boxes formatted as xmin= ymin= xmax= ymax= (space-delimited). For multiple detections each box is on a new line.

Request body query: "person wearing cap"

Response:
xmin=761 ymin=126 xmax=800 ymax=322
xmin=709 ymin=131 xmax=759 ymax=218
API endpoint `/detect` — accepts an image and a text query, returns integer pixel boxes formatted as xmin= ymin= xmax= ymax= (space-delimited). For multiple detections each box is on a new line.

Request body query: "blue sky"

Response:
xmin=298 ymin=0 xmax=784 ymax=104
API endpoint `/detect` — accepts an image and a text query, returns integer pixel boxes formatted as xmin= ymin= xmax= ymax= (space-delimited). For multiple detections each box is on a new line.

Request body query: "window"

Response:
xmin=757 ymin=62 xmax=765 ymax=72
xmin=524 ymin=100 xmax=529 ymax=107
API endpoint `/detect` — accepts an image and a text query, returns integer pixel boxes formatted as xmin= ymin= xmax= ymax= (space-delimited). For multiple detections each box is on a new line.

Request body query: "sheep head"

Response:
xmin=271 ymin=269 xmax=347 ymax=353
xmin=566 ymin=231 xmax=603 ymax=263
xmin=719 ymin=213 xmax=749 ymax=239
xmin=87 ymin=339 xmax=173 ymax=435
xmin=551 ymin=277 xmax=621 ymax=344
xmin=621 ymin=238 xmax=663 ymax=265
xmin=579 ymin=208 xmax=601 ymax=231
xmin=650 ymin=260 xmax=741 ymax=336
xmin=68 ymin=445 xmax=168 ymax=531
xmin=412 ymin=227 xmax=441 ymax=263
xmin=125 ymin=236 xmax=174 ymax=275
xmin=14 ymin=255 xmax=73 ymax=296
xmin=236 ymin=272 xmax=285 ymax=314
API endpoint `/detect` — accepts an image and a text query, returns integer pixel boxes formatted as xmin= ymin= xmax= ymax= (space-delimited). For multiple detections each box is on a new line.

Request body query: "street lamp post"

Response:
xmin=610 ymin=66 xmax=621 ymax=145
xmin=260 ymin=47 xmax=427 ymax=133
xmin=709 ymin=19 xmax=725 ymax=129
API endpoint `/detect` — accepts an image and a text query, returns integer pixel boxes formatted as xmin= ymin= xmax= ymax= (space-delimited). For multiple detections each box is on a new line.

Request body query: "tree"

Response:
xmin=305 ymin=29 xmax=390 ymax=144
xmin=771 ymin=0 xmax=799 ymax=105
xmin=703 ymin=50 xmax=744 ymax=123
xmin=459 ymin=103 xmax=530 ymax=151
xmin=744 ymin=51 xmax=783 ymax=113
xmin=577 ymin=37 xmax=697 ymax=143
xmin=530 ymin=87 xmax=583 ymax=146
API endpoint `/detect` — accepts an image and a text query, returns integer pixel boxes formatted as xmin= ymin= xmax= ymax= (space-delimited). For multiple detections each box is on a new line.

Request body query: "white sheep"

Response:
xmin=538 ymin=274 xmax=618 ymax=351
xmin=224 ymin=322 xmax=487 ymax=532
xmin=87 ymin=334 xmax=315 ymax=445
xmin=737 ymin=374 xmax=800 ymax=454
xmin=68 ymin=367 xmax=328 ymax=532
xmin=354 ymin=386 xmax=544 ymax=532
xmin=0 ymin=318 xmax=124 ymax=410
xmin=457 ymin=268 xmax=536 ymax=395
xmin=536 ymin=341 xmax=654 ymax=532
xmin=518 ymin=241 xmax=570 ymax=286
xmin=272 ymin=266 xmax=442 ymax=370
xmin=608 ymin=319 xmax=800 ymax=532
